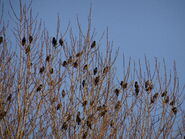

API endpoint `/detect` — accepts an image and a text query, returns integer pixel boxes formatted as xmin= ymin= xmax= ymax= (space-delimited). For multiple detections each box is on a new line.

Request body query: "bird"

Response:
xmin=120 ymin=81 xmax=127 ymax=89
xmin=62 ymin=90 xmax=66 ymax=98
xmin=29 ymin=35 xmax=33 ymax=43
xmin=36 ymin=84 xmax=42 ymax=92
xmin=7 ymin=94 xmax=12 ymax=101
xmin=59 ymin=38 xmax=64 ymax=46
xmin=22 ymin=37 xmax=26 ymax=46
xmin=39 ymin=66 xmax=45 ymax=74
xmin=83 ymin=64 xmax=88 ymax=71
xmin=62 ymin=61 xmax=67 ymax=67
xmin=94 ymin=76 xmax=100 ymax=86
xmin=82 ymin=80 xmax=86 ymax=88
xmin=52 ymin=37 xmax=57 ymax=47
xmin=161 ymin=90 xmax=167 ymax=97
xmin=134 ymin=81 xmax=140 ymax=96
xmin=114 ymin=88 xmax=120 ymax=96
xmin=76 ymin=112 xmax=81 ymax=125
xmin=56 ymin=103 xmax=62 ymax=110
xmin=0 ymin=36 xmax=3 ymax=44
xmin=91 ymin=41 xmax=96 ymax=48
xmin=49 ymin=68 xmax=54 ymax=74
xmin=46 ymin=55 xmax=51 ymax=62
xmin=93 ymin=67 xmax=98 ymax=75
xmin=25 ymin=46 xmax=30 ymax=54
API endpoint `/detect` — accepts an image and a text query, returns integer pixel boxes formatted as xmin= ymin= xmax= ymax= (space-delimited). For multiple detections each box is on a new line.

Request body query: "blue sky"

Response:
xmin=3 ymin=0 xmax=185 ymax=84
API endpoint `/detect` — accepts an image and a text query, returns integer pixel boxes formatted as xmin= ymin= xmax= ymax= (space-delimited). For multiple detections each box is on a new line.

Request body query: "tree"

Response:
xmin=0 ymin=0 xmax=184 ymax=138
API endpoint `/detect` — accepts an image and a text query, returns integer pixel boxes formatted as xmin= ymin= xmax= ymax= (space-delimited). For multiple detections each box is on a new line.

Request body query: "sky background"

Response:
xmin=3 ymin=0 xmax=185 ymax=85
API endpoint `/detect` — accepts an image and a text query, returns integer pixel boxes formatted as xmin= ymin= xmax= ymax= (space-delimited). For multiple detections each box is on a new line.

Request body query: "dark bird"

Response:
xmin=61 ymin=122 xmax=67 ymax=130
xmin=59 ymin=38 xmax=64 ymax=46
xmin=36 ymin=84 xmax=42 ymax=92
xmin=73 ymin=61 xmax=78 ymax=68
xmin=39 ymin=66 xmax=45 ymax=74
xmin=56 ymin=103 xmax=62 ymax=110
xmin=82 ymin=100 xmax=88 ymax=107
xmin=62 ymin=90 xmax=66 ymax=98
xmin=163 ymin=96 xmax=169 ymax=104
xmin=29 ymin=35 xmax=33 ymax=43
xmin=7 ymin=94 xmax=12 ymax=101
xmin=82 ymin=80 xmax=86 ymax=88
xmin=94 ymin=76 xmax=100 ymax=86
xmin=161 ymin=90 xmax=167 ymax=97
xmin=46 ymin=55 xmax=51 ymax=62
xmin=93 ymin=67 xmax=98 ymax=75
xmin=103 ymin=66 xmax=110 ymax=74
xmin=115 ymin=101 xmax=121 ymax=111
xmin=134 ymin=81 xmax=140 ymax=96
xmin=62 ymin=61 xmax=67 ymax=67
xmin=52 ymin=37 xmax=57 ymax=47
xmin=91 ymin=41 xmax=96 ymax=48
xmin=22 ymin=37 xmax=26 ymax=46
xmin=171 ymin=107 xmax=177 ymax=115
xmin=120 ymin=81 xmax=127 ymax=89
xmin=0 ymin=36 xmax=3 ymax=44
xmin=0 ymin=110 xmax=7 ymax=121
xmin=83 ymin=64 xmax=88 ymax=71
xmin=170 ymin=98 xmax=175 ymax=106
xmin=76 ymin=112 xmax=81 ymax=125
xmin=49 ymin=68 xmax=54 ymax=74
xmin=114 ymin=88 xmax=120 ymax=96
xmin=76 ymin=51 xmax=83 ymax=57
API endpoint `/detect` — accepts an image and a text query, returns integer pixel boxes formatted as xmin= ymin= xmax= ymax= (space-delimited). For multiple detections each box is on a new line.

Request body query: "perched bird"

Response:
xmin=145 ymin=80 xmax=153 ymax=92
xmin=39 ymin=66 xmax=45 ymax=74
xmin=115 ymin=101 xmax=121 ymax=111
xmin=73 ymin=61 xmax=78 ymax=68
xmin=134 ymin=81 xmax=140 ymax=96
xmin=161 ymin=90 xmax=167 ymax=97
xmin=46 ymin=55 xmax=51 ymax=62
xmin=56 ymin=103 xmax=62 ymax=110
xmin=82 ymin=80 xmax=86 ymax=88
xmin=62 ymin=90 xmax=66 ymax=98
xmin=59 ymin=38 xmax=64 ymax=46
xmin=114 ymin=88 xmax=120 ymax=96
xmin=76 ymin=112 xmax=81 ymax=125
xmin=91 ymin=41 xmax=96 ymax=48
xmin=62 ymin=61 xmax=67 ymax=67
xmin=171 ymin=107 xmax=177 ymax=115
xmin=36 ymin=84 xmax=42 ymax=92
xmin=7 ymin=94 xmax=12 ymax=101
xmin=61 ymin=122 xmax=67 ymax=130
xmin=49 ymin=68 xmax=54 ymax=74
xmin=0 ymin=110 xmax=6 ymax=121
xmin=29 ymin=35 xmax=33 ymax=43
xmin=52 ymin=37 xmax=57 ymax=47
xmin=22 ymin=37 xmax=26 ymax=46
xmin=82 ymin=100 xmax=88 ymax=107
xmin=93 ymin=67 xmax=98 ymax=75
xmin=0 ymin=36 xmax=3 ymax=44
xmin=170 ymin=98 xmax=175 ymax=106
xmin=163 ymin=96 xmax=169 ymax=104
xmin=120 ymin=81 xmax=127 ymax=89
xmin=67 ymin=56 xmax=73 ymax=64
xmin=83 ymin=64 xmax=88 ymax=71
xmin=94 ymin=76 xmax=100 ymax=86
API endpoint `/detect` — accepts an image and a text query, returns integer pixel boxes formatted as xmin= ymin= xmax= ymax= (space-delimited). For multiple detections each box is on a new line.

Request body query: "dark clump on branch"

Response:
xmin=49 ymin=68 xmax=54 ymax=74
xmin=46 ymin=55 xmax=51 ymax=62
xmin=0 ymin=110 xmax=7 ymax=121
xmin=52 ymin=37 xmax=57 ymax=47
xmin=91 ymin=41 xmax=96 ymax=48
xmin=120 ymin=81 xmax=127 ymax=89
xmin=29 ymin=35 xmax=33 ymax=43
xmin=114 ymin=88 xmax=120 ymax=96
xmin=62 ymin=90 xmax=66 ymax=98
xmin=36 ymin=84 xmax=42 ymax=92
xmin=7 ymin=94 xmax=12 ymax=102
xmin=39 ymin=66 xmax=45 ymax=74
xmin=134 ymin=81 xmax=139 ymax=96
xmin=59 ymin=38 xmax=64 ymax=46
xmin=22 ymin=37 xmax=26 ymax=46
xmin=161 ymin=90 xmax=167 ymax=97
xmin=62 ymin=61 xmax=67 ymax=67
xmin=56 ymin=103 xmax=62 ymax=110
xmin=94 ymin=76 xmax=100 ymax=86
xmin=76 ymin=112 xmax=81 ymax=125
xmin=25 ymin=46 xmax=30 ymax=54
xmin=0 ymin=36 xmax=3 ymax=44
xmin=93 ymin=67 xmax=98 ymax=75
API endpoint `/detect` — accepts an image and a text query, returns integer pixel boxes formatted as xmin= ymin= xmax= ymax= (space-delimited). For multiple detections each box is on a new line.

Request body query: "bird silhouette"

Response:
xmin=29 ymin=35 xmax=33 ymax=43
xmin=22 ymin=37 xmax=26 ymax=46
xmin=93 ymin=67 xmax=98 ymax=75
xmin=91 ymin=41 xmax=96 ymax=48
xmin=52 ymin=37 xmax=57 ymax=47
xmin=59 ymin=38 xmax=64 ymax=46
xmin=0 ymin=36 xmax=3 ymax=44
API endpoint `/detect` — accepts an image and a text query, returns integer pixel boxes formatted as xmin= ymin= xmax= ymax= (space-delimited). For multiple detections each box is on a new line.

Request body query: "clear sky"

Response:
xmin=3 ymin=0 xmax=185 ymax=84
